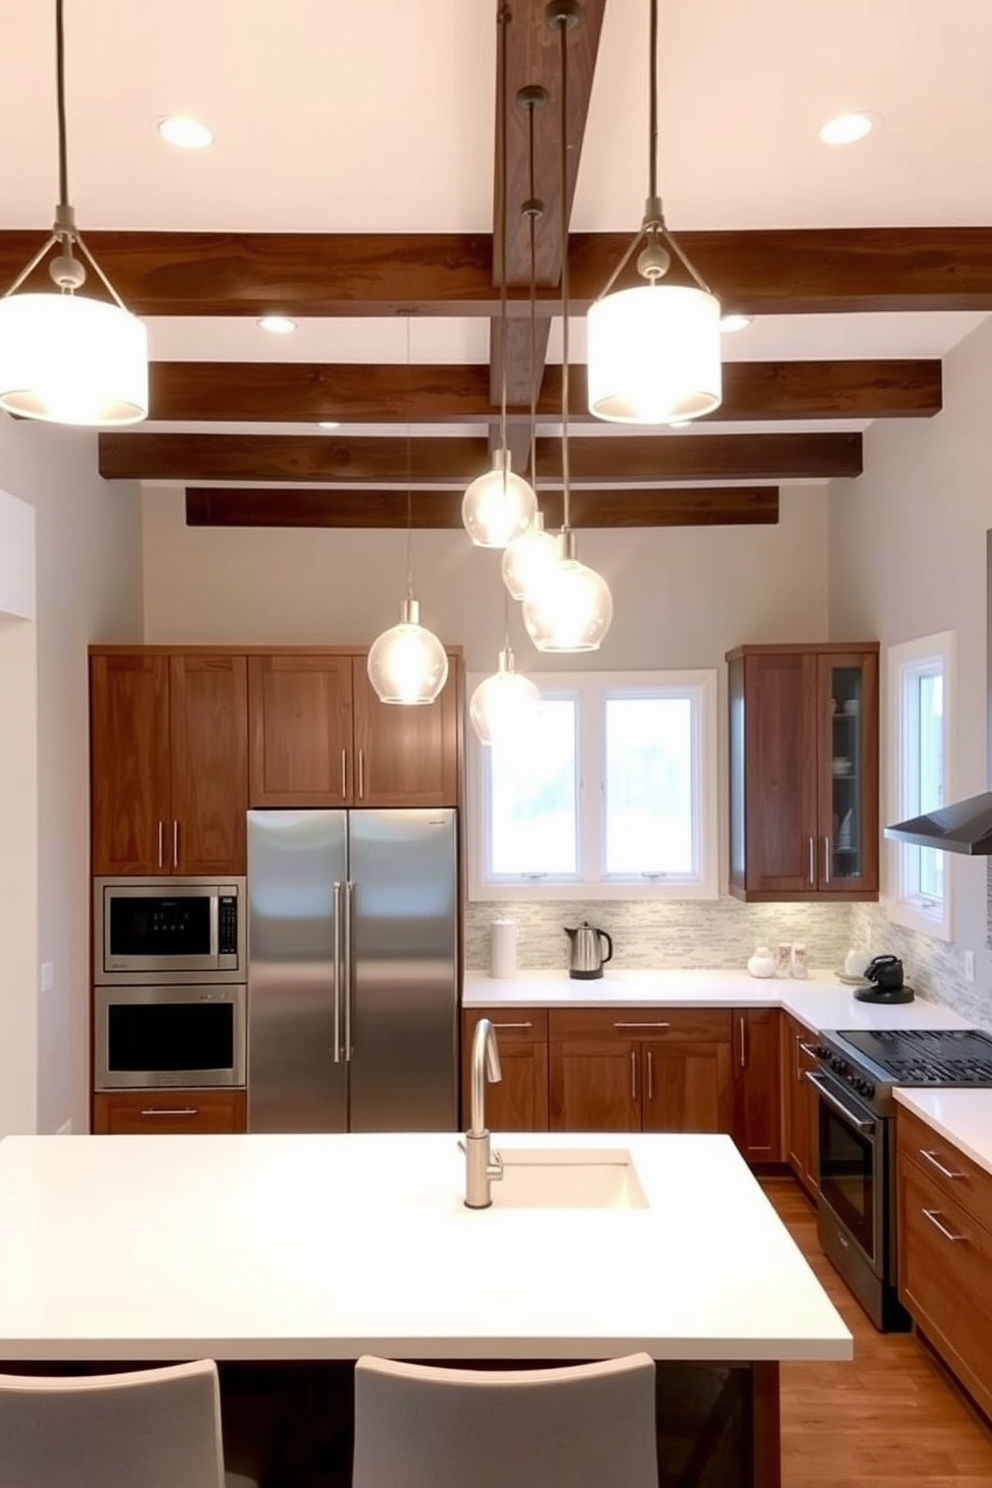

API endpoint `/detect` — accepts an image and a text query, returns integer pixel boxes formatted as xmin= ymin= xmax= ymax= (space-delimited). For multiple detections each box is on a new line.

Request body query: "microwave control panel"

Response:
xmin=218 ymin=895 xmax=239 ymax=956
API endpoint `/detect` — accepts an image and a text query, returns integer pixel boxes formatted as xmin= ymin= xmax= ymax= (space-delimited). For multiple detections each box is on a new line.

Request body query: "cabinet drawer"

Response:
xmin=92 ymin=1090 xmax=247 ymax=1135
xmin=549 ymin=1007 xmax=732 ymax=1043
xmin=898 ymin=1153 xmax=992 ymax=1421
xmin=898 ymin=1108 xmax=992 ymax=1232
xmin=464 ymin=1008 xmax=548 ymax=1043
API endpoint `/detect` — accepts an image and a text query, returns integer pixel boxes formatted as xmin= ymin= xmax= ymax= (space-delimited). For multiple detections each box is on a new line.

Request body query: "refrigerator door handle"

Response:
xmin=344 ymin=879 xmax=355 ymax=1061
xmin=332 ymin=880 xmax=344 ymax=1063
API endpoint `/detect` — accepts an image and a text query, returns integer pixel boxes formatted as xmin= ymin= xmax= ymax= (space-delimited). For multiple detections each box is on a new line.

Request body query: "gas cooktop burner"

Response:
xmin=829 ymin=1027 xmax=992 ymax=1085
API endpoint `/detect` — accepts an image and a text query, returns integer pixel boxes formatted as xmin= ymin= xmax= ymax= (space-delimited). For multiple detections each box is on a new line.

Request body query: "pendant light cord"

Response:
xmin=556 ymin=12 xmax=571 ymax=534
xmin=55 ymin=0 xmax=70 ymax=208
xmin=648 ymin=0 xmax=658 ymax=204
xmin=524 ymin=91 xmax=543 ymax=490
xmin=497 ymin=3 xmax=510 ymax=460
xmin=404 ymin=313 xmax=414 ymax=601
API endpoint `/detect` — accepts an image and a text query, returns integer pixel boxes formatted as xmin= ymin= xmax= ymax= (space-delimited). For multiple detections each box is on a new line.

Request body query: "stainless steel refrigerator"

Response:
xmin=247 ymin=808 xmax=459 ymax=1133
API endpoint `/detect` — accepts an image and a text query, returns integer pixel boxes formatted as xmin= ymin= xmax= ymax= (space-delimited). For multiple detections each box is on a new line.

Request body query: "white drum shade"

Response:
xmin=522 ymin=549 xmax=613 ymax=653
xmin=366 ymin=598 xmax=449 ymax=706
xmin=586 ymin=283 xmax=722 ymax=425
xmin=469 ymin=653 xmax=540 ymax=745
xmin=0 ymin=292 xmax=148 ymax=425
xmin=461 ymin=448 xmax=537 ymax=548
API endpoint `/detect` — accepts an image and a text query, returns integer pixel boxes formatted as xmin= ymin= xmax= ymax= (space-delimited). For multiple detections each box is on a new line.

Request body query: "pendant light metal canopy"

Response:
xmin=0 ymin=0 xmax=148 ymax=426
xmin=586 ymin=0 xmax=721 ymax=426
xmin=367 ymin=319 xmax=448 ymax=706
xmin=522 ymin=1 xmax=613 ymax=655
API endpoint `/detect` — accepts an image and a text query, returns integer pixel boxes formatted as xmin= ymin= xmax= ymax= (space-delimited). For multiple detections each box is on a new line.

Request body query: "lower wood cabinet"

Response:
xmin=92 ymin=1090 xmax=247 ymax=1135
xmin=781 ymin=1012 xmax=819 ymax=1192
xmin=731 ymin=1008 xmax=783 ymax=1161
xmin=461 ymin=1009 xmax=549 ymax=1131
xmin=548 ymin=1008 xmax=734 ymax=1135
xmin=897 ymin=1107 xmax=992 ymax=1422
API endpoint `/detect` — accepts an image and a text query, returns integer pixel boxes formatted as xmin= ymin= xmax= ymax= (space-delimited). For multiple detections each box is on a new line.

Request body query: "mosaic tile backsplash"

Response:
xmin=465 ymin=897 xmax=853 ymax=976
xmin=850 ymin=902 xmax=992 ymax=1030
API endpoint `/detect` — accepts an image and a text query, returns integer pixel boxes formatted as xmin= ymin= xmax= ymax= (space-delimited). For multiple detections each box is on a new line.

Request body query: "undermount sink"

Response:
xmin=490 ymin=1148 xmax=648 ymax=1210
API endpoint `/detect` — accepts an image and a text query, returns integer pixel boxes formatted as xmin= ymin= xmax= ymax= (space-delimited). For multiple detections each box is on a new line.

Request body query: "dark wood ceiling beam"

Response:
xmin=146 ymin=358 xmax=941 ymax=423
xmin=100 ymin=430 xmax=861 ymax=482
xmin=186 ymin=485 xmax=779 ymax=529
xmin=3 ymin=229 xmax=990 ymax=314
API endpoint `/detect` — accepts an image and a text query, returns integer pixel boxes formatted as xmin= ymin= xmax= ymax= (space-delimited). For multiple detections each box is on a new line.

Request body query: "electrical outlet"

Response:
xmin=965 ymin=950 xmax=976 ymax=983
xmin=40 ymin=961 xmax=55 ymax=993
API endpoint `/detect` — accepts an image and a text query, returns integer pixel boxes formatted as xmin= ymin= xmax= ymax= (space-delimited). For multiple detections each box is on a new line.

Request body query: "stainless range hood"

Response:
xmin=885 ymin=793 xmax=992 ymax=856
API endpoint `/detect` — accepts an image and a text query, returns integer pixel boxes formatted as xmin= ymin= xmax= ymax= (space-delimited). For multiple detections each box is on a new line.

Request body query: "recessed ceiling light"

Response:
xmin=719 ymin=314 xmax=752 ymax=334
xmin=317 ymin=420 xmax=340 ymax=431
xmin=257 ymin=316 xmax=297 ymax=335
xmin=818 ymin=112 xmax=876 ymax=146
xmin=157 ymin=115 xmax=214 ymax=149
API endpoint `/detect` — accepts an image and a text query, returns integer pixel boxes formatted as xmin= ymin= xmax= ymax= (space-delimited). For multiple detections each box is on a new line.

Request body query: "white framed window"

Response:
xmin=886 ymin=631 xmax=954 ymax=940
xmin=466 ymin=670 xmax=718 ymax=901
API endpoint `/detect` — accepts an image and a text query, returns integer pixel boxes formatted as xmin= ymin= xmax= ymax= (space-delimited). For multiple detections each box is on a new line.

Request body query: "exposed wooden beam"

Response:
xmin=186 ymin=484 xmax=779 ymax=529
xmin=146 ymin=358 xmax=941 ymax=423
xmin=2 ymin=229 xmax=990 ymax=315
xmin=100 ymin=430 xmax=862 ymax=482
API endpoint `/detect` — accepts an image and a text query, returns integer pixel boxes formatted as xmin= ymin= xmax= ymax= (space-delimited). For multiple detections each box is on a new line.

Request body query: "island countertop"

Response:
xmin=0 ymin=1131 xmax=851 ymax=1365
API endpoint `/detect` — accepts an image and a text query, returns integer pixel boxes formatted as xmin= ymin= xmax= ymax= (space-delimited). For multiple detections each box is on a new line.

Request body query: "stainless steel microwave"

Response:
xmin=94 ymin=983 xmax=247 ymax=1090
xmin=94 ymin=877 xmax=246 ymax=985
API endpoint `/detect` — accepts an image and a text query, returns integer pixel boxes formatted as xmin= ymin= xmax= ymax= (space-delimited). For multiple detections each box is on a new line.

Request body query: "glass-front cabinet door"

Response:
xmin=816 ymin=650 xmax=879 ymax=894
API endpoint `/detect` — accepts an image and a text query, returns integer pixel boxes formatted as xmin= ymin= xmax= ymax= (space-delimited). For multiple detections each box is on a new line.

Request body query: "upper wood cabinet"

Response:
xmin=727 ymin=643 xmax=879 ymax=902
xmin=248 ymin=651 xmax=461 ymax=809
xmin=91 ymin=651 xmax=247 ymax=876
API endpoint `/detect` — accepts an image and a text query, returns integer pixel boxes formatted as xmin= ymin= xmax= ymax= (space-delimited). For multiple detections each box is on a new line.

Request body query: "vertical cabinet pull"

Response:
xmin=172 ymin=820 xmax=179 ymax=870
xmin=646 ymin=1050 xmax=654 ymax=1101
xmin=739 ymin=1015 xmax=747 ymax=1069
xmin=808 ymin=835 xmax=815 ymax=886
xmin=358 ymin=748 xmax=365 ymax=800
xmin=157 ymin=821 xmax=164 ymax=869
xmin=341 ymin=749 xmax=348 ymax=799
xmin=794 ymin=1033 xmax=802 ymax=1082
xmin=823 ymin=836 xmax=831 ymax=885
xmin=630 ymin=1051 xmax=637 ymax=1102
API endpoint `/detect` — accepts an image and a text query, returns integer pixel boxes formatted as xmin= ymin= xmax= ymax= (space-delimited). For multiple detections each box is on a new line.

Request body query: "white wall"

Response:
xmin=830 ymin=313 xmax=992 ymax=1022
xmin=0 ymin=414 xmax=142 ymax=1135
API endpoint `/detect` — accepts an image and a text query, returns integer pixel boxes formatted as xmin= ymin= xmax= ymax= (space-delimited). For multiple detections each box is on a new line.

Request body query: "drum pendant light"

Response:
xmin=367 ymin=319 xmax=449 ymax=706
xmin=585 ymin=0 xmax=721 ymax=426
xmin=0 ymin=0 xmax=148 ymax=426
xmin=461 ymin=5 xmax=537 ymax=549
xmin=522 ymin=2 xmax=612 ymax=655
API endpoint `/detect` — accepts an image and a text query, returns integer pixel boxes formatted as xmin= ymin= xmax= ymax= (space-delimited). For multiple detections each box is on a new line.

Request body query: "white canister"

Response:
xmin=791 ymin=943 xmax=808 ymax=979
xmin=490 ymin=918 xmax=518 ymax=980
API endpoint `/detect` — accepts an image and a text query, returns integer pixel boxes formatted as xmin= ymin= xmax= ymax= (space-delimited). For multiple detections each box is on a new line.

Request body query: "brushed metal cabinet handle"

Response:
xmin=158 ymin=821 xmax=164 ymax=869
xmin=794 ymin=1033 xmax=803 ymax=1082
xmin=808 ymin=835 xmax=815 ymax=886
xmin=823 ymin=835 xmax=831 ymax=885
xmin=173 ymin=820 xmax=179 ymax=870
xmin=492 ymin=1021 xmax=534 ymax=1030
xmin=341 ymin=748 xmax=347 ymax=799
xmin=922 ymin=1207 xmax=967 ymax=1244
xmin=919 ymin=1148 xmax=966 ymax=1181
xmin=646 ymin=1049 xmax=654 ymax=1101
xmin=739 ymin=1014 xmax=747 ymax=1069
xmin=614 ymin=1021 xmax=671 ymax=1030
xmin=140 ymin=1107 xmax=198 ymax=1117
xmin=358 ymin=748 xmax=365 ymax=800
xmin=631 ymin=1051 xmax=637 ymax=1102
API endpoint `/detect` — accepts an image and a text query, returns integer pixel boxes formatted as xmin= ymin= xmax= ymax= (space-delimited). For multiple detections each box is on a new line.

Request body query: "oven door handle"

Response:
xmin=804 ymin=1071 xmax=877 ymax=1133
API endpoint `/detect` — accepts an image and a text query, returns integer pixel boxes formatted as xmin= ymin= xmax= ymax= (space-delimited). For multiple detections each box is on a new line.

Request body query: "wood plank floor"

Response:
xmin=765 ymin=1177 xmax=992 ymax=1488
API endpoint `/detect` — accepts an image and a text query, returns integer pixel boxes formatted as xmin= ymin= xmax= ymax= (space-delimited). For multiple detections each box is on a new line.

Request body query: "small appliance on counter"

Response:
xmin=565 ymin=921 xmax=613 ymax=980
xmin=853 ymin=954 xmax=915 ymax=1004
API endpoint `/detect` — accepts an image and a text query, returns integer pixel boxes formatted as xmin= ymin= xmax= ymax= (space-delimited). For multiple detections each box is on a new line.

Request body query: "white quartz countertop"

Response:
xmin=894 ymin=1088 xmax=992 ymax=1177
xmin=0 ymin=1131 xmax=851 ymax=1365
xmin=464 ymin=969 xmax=976 ymax=1035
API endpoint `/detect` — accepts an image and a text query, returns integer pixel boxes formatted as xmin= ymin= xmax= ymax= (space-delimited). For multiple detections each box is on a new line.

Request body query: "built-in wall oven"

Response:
xmin=94 ymin=877 xmax=246 ymax=985
xmin=94 ymin=983 xmax=247 ymax=1090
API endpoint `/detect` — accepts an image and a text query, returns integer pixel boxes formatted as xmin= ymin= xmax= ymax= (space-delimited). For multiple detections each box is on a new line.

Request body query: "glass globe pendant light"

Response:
xmin=585 ymin=0 xmax=721 ymax=426
xmin=367 ymin=318 xmax=448 ymax=706
xmin=0 ymin=0 xmax=148 ymax=426
xmin=469 ymin=639 xmax=540 ymax=746
xmin=502 ymin=509 xmax=559 ymax=600
xmin=523 ymin=2 xmax=613 ymax=655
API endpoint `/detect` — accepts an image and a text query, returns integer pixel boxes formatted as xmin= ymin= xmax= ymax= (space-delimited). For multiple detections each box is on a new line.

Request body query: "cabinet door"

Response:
xmin=783 ymin=1016 xmax=819 ymax=1193
xmin=92 ymin=1090 xmax=246 ymax=1134
xmin=732 ymin=1008 xmax=782 ymax=1160
xmin=735 ymin=651 xmax=819 ymax=896
xmin=353 ymin=655 xmax=460 ymax=807
xmin=549 ymin=1038 xmax=640 ymax=1132
xmin=170 ymin=654 xmax=248 ymax=875
xmin=91 ymin=653 xmax=171 ymax=874
xmin=641 ymin=1040 xmax=734 ymax=1133
xmin=462 ymin=1012 xmax=549 ymax=1132
xmin=248 ymin=654 xmax=354 ymax=806
xmin=817 ymin=651 xmax=879 ymax=895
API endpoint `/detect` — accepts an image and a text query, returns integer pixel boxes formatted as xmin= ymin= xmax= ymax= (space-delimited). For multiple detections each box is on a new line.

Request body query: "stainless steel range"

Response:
xmin=809 ymin=1027 xmax=992 ymax=1331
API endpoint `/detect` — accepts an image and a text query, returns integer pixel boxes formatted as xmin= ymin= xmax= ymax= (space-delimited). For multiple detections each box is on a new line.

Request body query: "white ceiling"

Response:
xmin=1 ymin=0 xmax=990 ymax=452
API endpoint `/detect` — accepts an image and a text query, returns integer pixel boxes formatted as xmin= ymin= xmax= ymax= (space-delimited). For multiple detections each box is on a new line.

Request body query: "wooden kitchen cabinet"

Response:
xmin=549 ymin=1008 xmax=733 ymax=1134
xmin=897 ymin=1107 xmax=992 ymax=1422
xmin=90 ymin=650 xmax=248 ymax=876
xmin=731 ymin=1008 xmax=783 ymax=1161
xmin=461 ymin=1009 xmax=549 ymax=1131
xmin=782 ymin=1012 xmax=819 ymax=1194
xmin=92 ymin=1089 xmax=247 ymax=1134
xmin=727 ymin=643 xmax=879 ymax=902
xmin=249 ymin=650 xmax=461 ymax=809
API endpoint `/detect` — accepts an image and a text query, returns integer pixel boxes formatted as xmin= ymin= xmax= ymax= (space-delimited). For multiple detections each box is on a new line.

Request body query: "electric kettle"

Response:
xmin=565 ymin=921 xmax=614 ymax=980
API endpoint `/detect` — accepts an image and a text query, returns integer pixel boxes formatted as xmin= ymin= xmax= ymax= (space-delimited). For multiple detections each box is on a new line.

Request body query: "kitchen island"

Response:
xmin=0 ymin=1129 xmax=849 ymax=1487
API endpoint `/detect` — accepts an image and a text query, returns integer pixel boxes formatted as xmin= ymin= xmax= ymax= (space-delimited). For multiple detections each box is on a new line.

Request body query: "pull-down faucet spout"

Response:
xmin=464 ymin=1018 xmax=504 ymax=1208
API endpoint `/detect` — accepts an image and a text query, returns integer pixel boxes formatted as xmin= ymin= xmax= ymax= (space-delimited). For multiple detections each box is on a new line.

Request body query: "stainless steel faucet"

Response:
xmin=464 ymin=1018 xmax=504 ymax=1209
